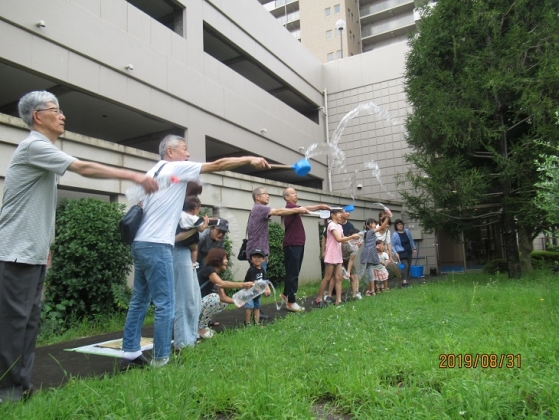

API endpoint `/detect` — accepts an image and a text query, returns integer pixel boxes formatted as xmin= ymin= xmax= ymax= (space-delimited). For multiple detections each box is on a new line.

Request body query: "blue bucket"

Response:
xmin=410 ymin=265 xmax=424 ymax=278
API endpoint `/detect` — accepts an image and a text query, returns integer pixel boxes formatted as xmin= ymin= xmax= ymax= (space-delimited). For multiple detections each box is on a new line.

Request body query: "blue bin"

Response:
xmin=410 ymin=265 xmax=424 ymax=278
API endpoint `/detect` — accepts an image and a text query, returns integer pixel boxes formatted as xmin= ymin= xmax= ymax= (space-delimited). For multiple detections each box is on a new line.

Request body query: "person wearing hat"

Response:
xmin=243 ymin=248 xmax=270 ymax=326
xmin=197 ymin=218 xmax=229 ymax=268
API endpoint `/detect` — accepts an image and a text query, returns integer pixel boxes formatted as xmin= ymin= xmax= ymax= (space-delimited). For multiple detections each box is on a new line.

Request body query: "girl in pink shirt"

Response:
xmin=316 ymin=209 xmax=361 ymax=305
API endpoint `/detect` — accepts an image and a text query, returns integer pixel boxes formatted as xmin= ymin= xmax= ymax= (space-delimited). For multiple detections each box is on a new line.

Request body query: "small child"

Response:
xmin=244 ymin=248 xmax=270 ymax=326
xmin=341 ymin=227 xmax=363 ymax=299
xmin=374 ymin=240 xmax=390 ymax=293
xmin=177 ymin=196 xmax=209 ymax=269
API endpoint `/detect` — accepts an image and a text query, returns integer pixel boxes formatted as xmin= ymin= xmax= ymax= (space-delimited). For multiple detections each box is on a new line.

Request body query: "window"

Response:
xmin=337 ymin=50 xmax=342 ymax=59
xmin=326 ymin=30 xmax=333 ymax=40
xmin=327 ymin=52 xmax=334 ymax=62
xmin=325 ymin=7 xmax=331 ymax=17
xmin=334 ymin=4 xmax=340 ymax=13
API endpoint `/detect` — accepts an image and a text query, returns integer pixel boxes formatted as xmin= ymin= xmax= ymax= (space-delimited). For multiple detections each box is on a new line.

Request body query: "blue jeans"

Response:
xmin=172 ymin=247 xmax=201 ymax=348
xmin=123 ymin=242 xmax=174 ymax=360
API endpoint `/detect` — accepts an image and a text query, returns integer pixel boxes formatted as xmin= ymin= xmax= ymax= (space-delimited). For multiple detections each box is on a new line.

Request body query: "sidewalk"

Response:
xmin=32 ymin=276 xmax=427 ymax=390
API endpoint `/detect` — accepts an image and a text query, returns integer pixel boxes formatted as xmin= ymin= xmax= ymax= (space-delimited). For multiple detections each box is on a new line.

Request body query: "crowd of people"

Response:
xmin=0 ymin=90 xmax=417 ymax=402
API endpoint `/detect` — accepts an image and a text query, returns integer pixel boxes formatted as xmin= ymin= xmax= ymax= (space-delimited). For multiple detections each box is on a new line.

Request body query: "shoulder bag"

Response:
xmin=237 ymin=211 xmax=251 ymax=261
xmin=119 ymin=163 xmax=168 ymax=245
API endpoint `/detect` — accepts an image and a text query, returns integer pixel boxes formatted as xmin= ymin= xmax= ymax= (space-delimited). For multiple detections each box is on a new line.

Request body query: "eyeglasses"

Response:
xmin=36 ymin=107 xmax=64 ymax=115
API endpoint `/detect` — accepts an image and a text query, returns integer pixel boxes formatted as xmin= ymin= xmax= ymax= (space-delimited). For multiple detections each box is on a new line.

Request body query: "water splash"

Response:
xmin=304 ymin=101 xmax=403 ymax=198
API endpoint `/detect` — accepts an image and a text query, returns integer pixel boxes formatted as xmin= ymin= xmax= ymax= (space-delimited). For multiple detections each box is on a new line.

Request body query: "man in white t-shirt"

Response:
xmin=120 ymin=135 xmax=269 ymax=369
xmin=0 ymin=91 xmax=159 ymax=403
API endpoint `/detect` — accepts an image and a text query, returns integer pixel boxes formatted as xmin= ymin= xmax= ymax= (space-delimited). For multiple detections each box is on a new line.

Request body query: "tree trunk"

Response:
xmin=502 ymin=211 xmax=521 ymax=278
xmin=518 ymin=228 xmax=533 ymax=273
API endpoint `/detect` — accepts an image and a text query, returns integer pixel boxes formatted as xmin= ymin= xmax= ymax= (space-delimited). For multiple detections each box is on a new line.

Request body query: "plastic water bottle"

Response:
xmin=125 ymin=175 xmax=180 ymax=202
xmin=383 ymin=206 xmax=392 ymax=217
xmin=342 ymin=267 xmax=350 ymax=279
xmin=232 ymin=280 xmax=270 ymax=307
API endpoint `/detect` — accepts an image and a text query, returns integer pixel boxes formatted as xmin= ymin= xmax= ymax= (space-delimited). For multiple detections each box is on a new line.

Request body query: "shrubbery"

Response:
xmin=530 ymin=250 xmax=559 ymax=271
xmin=483 ymin=259 xmax=509 ymax=274
xmin=266 ymin=221 xmax=285 ymax=285
xmin=41 ymin=198 xmax=133 ymax=333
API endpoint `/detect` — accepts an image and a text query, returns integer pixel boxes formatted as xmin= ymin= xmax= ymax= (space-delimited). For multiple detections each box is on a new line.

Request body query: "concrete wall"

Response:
xmin=323 ymin=41 xmax=437 ymax=274
xmin=1 ymin=113 xmax=407 ymax=282
xmin=0 ymin=0 xmax=328 ymax=177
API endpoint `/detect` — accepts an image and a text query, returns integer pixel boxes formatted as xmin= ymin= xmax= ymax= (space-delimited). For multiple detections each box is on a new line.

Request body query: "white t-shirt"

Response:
xmin=134 ymin=160 xmax=202 ymax=245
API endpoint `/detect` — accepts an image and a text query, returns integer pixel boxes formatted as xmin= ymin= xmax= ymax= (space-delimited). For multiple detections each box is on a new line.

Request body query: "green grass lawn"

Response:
xmin=3 ymin=271 xmax=558 ymax=419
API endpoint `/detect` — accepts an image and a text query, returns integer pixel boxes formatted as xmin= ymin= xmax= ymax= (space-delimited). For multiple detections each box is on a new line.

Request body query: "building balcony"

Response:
xmin=359 ymin=0 xmax=415 ymax=26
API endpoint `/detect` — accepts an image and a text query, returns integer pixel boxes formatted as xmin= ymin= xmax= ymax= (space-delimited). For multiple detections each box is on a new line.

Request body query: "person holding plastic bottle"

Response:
xmin=243 ymin=248 xmax=271 ymax=326
xmin=198 ymin=248 xmax=254 ymax=338
xmin=316 ymin=209 xmax=361 ymax=306
xmin=120 ymin=135 xmax=269 ymax=370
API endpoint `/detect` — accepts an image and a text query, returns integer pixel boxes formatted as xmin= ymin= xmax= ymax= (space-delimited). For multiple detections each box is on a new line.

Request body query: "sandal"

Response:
xmin=365 ymin=291 xmax=373 ymax=296
xmin=315 ymin=298 xmax=322 ymax=306
xmin=208 ymin=321 xmax=220 ymax=327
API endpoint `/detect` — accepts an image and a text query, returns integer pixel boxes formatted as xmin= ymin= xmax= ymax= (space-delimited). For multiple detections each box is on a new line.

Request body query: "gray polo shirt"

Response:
xmin=0 ymin=131 xmax=76 ymax=265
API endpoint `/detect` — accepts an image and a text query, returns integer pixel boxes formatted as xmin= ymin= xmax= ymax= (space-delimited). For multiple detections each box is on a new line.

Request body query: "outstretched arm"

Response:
xmin=270 ymin=207 xmax=310 ymax=216
xmin=200 ymin=157 xmax=270 ymax=173
xmin=209 ymin=272 xmax=253 ymax=290
xmin=304 ymin=204 xmax=331 ymax=212
xmin=68 ymin=160 xmax=158 ymax=193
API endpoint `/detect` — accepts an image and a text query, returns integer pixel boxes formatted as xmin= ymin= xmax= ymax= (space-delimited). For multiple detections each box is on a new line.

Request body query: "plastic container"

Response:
xmin=125 ymin=175 xmax=179 ymax=202
xmin=232 ymin=280 xmax=269 ymax=307
xmin=410 ymin=265 xmax=424 ymax=278
xmin=397 ymin=263 xmax=405 ymax=270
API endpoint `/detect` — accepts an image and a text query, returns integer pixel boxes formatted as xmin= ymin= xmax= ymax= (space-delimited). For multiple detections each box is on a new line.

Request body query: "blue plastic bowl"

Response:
xmin=397 ymin=263 xmax=405 ymax=270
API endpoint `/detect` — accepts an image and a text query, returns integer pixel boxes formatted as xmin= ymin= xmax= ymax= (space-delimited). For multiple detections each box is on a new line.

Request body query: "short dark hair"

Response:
xmin=205 ymin=248 xmax=228 ymax=268
xmin=394 ymin=219 xmax=404 ymax=226
xmin=376 ymin=239 xmax=384 ymax=245
xmin=186 ymin=181 xmax=203 ymax=196
xmin=184 ymin=196 xmax=201 ymax=212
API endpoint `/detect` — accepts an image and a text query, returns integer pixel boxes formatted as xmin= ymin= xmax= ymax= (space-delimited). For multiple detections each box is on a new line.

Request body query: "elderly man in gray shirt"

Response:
xmin=0 ymin=91 xmax=158 ymax=403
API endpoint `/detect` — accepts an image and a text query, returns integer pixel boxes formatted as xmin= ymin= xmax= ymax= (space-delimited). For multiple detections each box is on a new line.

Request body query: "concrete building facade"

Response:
xmin=0 ymin=0 xmax=480 ymax=280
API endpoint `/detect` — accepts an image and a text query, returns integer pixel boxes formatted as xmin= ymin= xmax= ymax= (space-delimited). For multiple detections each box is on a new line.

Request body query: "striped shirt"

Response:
xmin=0 ymin=131 xmax=76 ymax=264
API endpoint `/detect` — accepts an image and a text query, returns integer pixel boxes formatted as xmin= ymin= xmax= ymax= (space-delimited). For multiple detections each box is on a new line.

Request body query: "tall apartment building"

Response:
xmin=259 ymin=0 xmax=419 ymax=63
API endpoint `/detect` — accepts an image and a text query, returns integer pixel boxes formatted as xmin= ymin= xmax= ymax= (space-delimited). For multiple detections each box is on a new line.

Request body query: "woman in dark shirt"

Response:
xmin=391 ymin=219 xmax=416 ymax=287
xmin=197 ymin=248 xmax=253 ymax=338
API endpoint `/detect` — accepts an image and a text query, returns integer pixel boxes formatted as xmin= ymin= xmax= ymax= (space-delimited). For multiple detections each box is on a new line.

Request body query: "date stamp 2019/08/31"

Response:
xmin=439 ymin=354 xmax=521 ymax=369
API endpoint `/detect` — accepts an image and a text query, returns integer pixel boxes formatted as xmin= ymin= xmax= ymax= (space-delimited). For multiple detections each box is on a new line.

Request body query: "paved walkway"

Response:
xmin=33 ymin=276 xmax=428 ymax=390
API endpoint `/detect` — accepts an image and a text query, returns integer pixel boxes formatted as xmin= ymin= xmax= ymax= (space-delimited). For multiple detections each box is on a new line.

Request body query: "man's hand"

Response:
xmin=298 ymin=207 xmax=311 ymax=215
xmin=137 ymin=175 xmax=159 ymax=193
xmin=243 ymin=282 xmax=254 ymax=289
xmin=249 ymin=157 xmax=270 ymax=169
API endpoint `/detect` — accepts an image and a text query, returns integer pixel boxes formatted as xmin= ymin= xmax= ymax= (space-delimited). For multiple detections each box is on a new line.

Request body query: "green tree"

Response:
xmin=42 ymin=198 xmax=133 ymax=331
xmin=401 ymin=0 xmax=559 ymax=278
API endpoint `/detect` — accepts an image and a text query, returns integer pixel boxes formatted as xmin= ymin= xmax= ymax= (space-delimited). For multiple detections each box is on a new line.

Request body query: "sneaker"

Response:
xmin=286 ymin=302 xmax=305 ymax=312
xmin=323 ymin=296 xmax=333 ymax=303
xmin=260 ymin=311 xmax=270 ymax=320
xmin=150 ymin=358 xmax=169 ymax=368
xmin=193 ymin=262 xmax=199 ymax=270
xmin=120 ymin=354 xmax=150 ymax=371
xmin=355 ymin=292 xmax=362 ymax=300
xmin=402 ymin=282 xmax=410 ymax=288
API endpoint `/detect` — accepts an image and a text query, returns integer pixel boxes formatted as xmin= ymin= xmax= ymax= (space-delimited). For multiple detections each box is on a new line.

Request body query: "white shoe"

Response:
xmin=199 ymin=329 xmax=214 ymax=339
xmin=286 ymin=302 xmax=305 ymax=312
xmin=193 ymin=262 xmax=199 ymax=269
xmin=355 ymin=292 xmax=362 ymax=300
xmin=150 ymin=358 xmax=169 ymax=368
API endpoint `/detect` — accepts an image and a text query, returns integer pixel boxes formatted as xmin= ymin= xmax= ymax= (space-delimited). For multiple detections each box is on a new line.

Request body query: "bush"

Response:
xmin=483 ymin=259 xmax=508 ymax=274
xmin=41 ymin=198 xmax=133 ymax=333
xmin=266 ymin=221 xmax=285 ymax=285
xmin=530 ymin=250 xmax=559 ymax=271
